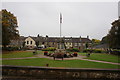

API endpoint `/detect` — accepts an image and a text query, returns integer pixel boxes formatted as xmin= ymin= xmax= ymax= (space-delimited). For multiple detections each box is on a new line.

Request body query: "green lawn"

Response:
xmin=2 ymin=58 xmax=119 ymax=69
xmin=2 ymin=51 xmax=120 ymax=69
xmin=79 ymin=53 xmax=120 ymax=63
xmin=2 ymin=51 xmax=39 ymax=58
xmin=0 ymin=54 xmax=2 ymax=58
xmin=2 ymin=51 xmax=119 ymax=63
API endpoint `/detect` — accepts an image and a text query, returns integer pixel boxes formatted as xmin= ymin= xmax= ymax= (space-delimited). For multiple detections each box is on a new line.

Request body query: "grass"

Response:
xmin=0 ymin=54 xmax=2 ymax=58
xmin=2 ymin=58 xmax=119 ymax=69
xmin=2 ymin=51 xmax=39 ymax=58
xmin=2 ymin=51 xmax=119 ymax=69
xmin=2 ymin=51 xmax=119 ymax=63
xmin=78 ymin=53 xmax=120 ymax=63
xmin=2 ymin=50 xmax=54 ymax=58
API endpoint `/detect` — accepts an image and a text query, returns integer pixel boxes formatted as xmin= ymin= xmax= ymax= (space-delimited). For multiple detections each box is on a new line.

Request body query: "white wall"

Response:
xmin=25 ymin=37 xmax=36 ymax=47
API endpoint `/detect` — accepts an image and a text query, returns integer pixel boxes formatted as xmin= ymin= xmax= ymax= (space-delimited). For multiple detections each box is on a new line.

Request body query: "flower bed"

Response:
xmin=44 ymin=51 xmax=48 ymax=55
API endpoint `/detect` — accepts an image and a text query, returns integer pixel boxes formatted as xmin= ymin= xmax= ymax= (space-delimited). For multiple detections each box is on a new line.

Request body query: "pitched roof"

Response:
xmin=81 ymin=38 xmax=92 ymax=43
xmin=93 ymin=44 xmax=108 ymax=48
xmin=24 ymin=36 xmax=92 ymax=43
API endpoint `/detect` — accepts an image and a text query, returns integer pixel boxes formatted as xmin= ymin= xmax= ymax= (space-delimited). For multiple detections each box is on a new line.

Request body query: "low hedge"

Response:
xmin=42 ymin=47 xmax=56 ymax=51
xmin=110 ymin=49 xmax=120 ymax=55
xmin=66 ymin=48 xmax=80 ymax=52
xmin=83 ymin=49 xmax=106 ymax=53
xmin=2 ymin=47 xmax=19 ymax=51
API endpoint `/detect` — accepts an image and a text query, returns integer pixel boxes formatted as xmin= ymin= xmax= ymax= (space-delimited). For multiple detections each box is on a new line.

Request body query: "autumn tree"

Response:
xmin=1 ymin=9 xmax=19 ymax=48
xmin=92 ymin=39 xmax=101 ymax=46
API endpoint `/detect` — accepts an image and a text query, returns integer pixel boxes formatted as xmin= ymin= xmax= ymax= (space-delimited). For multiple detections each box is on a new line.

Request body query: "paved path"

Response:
xmin=80 ymin=59 xmax=120 ymax=65
xmin=2 ymin=54 xmax=120 ymax=65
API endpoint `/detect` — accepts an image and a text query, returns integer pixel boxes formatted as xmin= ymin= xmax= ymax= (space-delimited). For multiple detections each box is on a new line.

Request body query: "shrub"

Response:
xmin=83 ymin=49 xmax=105 ymax=53
xmin=21 ymin=47 xmax=27 ymax=51
xmin=66 ymin=48 xmax=79 ymax=52
xmin=110 ymin=49 xmax=120 ymax=55
xmin=42 ymin=47 xmax=56 ymax=51
xmin=33 ymin=50 xmax=37 ymax=55
xmin=73 ymin=52 xmax=78 ymax=57
xmin=2 ymin=47 xmax=19 ymax=51
xmin=44 ymin=51 xmax=48 ymax=55
xmin=94 ymin=49 xmax=102 ymax=53
xmin=83 ymin=49 xmax=93 ymax=53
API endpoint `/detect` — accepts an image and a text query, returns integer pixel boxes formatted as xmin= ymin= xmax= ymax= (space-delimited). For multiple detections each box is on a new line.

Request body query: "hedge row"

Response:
xmin=109 ymin=49 xmax=120 ymax=55
xmin=2 ymin=47 xmax=20 ymax=51
xmin=66 ymin=48 xmax=80 ymax=52
xmin=42 ymin=47 xmax=56 ymax=51
xmin=83 ymin=49 xmax=106 ymax=53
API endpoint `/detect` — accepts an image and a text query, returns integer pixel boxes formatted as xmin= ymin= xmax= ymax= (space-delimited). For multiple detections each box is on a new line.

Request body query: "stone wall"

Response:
xmin=1 ymin=65 xmax=120 ymax=79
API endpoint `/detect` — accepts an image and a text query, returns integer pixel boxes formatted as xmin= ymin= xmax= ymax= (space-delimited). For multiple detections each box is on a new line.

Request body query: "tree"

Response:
xmin=0 ymin=9 xmax=19 ymax=48
xmin=36 ymin=41 xmax=39 ymax=48
xmin=107 ymin=18 xmax=120 ymax=49
xmin=85 ymin=42 xmax=88 ymax=49
xmin=101 ymin=36 xmax=108 ymax=44
xmin=92 ymin=39 xmax=101 ymax=46
xmin=22 ymin=41 xmax=26 ymax=48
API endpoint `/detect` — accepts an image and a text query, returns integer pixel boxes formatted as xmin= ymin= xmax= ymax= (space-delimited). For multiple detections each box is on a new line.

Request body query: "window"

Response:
xmin=27 ymin=41 xmax=29 ymax=44
xmin=69 ymin=43 xmax=71 ymax=45
xmin=79 ymin=43 xmax=81 ymax=46
xmin=31 ymin=41 xmax=32 ymax=44
xmin=75 ymin=43 xmax=78 ymax=46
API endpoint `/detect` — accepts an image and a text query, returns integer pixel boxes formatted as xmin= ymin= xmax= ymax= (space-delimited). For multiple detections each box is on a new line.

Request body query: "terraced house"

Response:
xmin=10 ymin=36 xmax=92 ymax=49
xmin=10 ymin=35 xmax=92 ymax=50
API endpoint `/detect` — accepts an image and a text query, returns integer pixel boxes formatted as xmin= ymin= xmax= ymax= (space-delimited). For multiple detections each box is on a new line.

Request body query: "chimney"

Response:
xmin=37 ymin=34 xmax=40 ymax=37
xmin=46 ymin=35 xmax=48 ymax=38
xmin=80 ymin=36 xmax=81 ymax=42
xmin=87 ymin=35 xmax=89 ymax=39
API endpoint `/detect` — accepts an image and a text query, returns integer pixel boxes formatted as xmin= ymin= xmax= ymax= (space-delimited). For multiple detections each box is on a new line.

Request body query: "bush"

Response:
xmin=33 ymin=50 xmax=37 ymax=55
xmin=110 ymin=49 xmax=120 ymax=55
xmin=94 ymin=49 xmax=102 ymax=53
xmin=66 ymin=48 xmax=80 ymax=52
xmin=73 ymin=52 xmax=78 ymax=57
xmin=21 ymin=47 xmax=27 ymax=51
xmin=83 ymin=49 xmax=93 ymax=53
xmin=83 ymin=49 xmax=105 ymax=53
xmin=42 ymin=47 xmax=56 ymax=51
xmin=2 ymin=47 xmax=19 ymax=51
xmin=44 ymin=51 xmax=48 ymax=55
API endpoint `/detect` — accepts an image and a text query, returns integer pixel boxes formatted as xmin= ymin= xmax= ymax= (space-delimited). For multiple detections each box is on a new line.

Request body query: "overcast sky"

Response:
xmin=2 ymin=2 xmax=118 ymax=40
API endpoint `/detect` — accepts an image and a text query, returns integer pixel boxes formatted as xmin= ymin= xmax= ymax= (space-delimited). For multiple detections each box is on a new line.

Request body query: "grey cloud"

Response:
xmin=2 ymin=2 xmax=118 ymax=40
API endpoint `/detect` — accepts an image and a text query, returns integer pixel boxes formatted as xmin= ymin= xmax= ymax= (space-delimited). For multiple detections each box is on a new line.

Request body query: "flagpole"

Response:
xmin=60 ymin=20 xmax=61 ymax=38
xmin=60 ymin=19 xmax=61 ymax=49
xmin=60 ymin=13 xmax=62 ymax=49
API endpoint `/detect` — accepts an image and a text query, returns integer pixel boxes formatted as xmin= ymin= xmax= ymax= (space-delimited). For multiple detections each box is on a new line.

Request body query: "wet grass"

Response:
xmin=2 ymin=58 xmax=119 ymax=69
xmin=79 ymin=53 xmax=120 ymax=63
